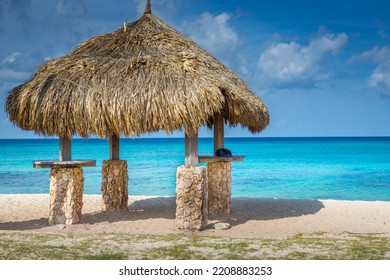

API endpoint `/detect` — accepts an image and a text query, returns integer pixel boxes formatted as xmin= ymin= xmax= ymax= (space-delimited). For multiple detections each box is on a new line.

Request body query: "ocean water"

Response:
xmin=0 ymin=137 xmax=389 ymax=201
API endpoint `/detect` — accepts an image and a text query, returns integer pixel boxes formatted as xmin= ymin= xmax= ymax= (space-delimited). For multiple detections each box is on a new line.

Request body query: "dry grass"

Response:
xmin=0 ymin=232 xmax=389 ymax=260
xmin=6 ymin=11 xmax=269 ymax=138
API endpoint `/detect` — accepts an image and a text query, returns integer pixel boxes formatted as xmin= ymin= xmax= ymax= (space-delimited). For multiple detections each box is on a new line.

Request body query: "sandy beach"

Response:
xmin=0 ymin=194 xmax=389 ymax=238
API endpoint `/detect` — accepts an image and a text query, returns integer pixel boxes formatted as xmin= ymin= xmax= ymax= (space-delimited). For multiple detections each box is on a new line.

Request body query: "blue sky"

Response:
xmin=0 ymin=0 xmax=389 ymax=138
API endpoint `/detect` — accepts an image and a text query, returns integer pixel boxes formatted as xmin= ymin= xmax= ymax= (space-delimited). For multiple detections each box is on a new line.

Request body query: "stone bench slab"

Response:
xmin=33 ymin=160 xmax=96 ymax=168
xmin=198 ymin=155 xmax=244 ymax=163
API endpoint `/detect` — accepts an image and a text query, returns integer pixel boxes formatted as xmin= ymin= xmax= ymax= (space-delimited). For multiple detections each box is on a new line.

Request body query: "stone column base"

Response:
xmin=49 ymin=167 xmax=84 ymax=225
xmin=175 ymin=166 xmax=208 ymax=231
xmin=207 ymin=162 xmax=231 ymax=214
xmin=101 ymin=160 xmax=128 ymax=211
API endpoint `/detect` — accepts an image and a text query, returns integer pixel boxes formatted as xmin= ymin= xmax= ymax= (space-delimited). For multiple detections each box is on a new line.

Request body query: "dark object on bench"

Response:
xmin=215 ymin=148 xmax=232 ymax=157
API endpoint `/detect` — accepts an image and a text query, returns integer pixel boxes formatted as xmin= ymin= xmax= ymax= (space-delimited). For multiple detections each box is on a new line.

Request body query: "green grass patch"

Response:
xmin=85 ymin=252 xmax=127 ymax=260
xmin=0 ymin=232 xmax=389 ymax=260
xmin=143 ymin=244 xmax=205 ymax=260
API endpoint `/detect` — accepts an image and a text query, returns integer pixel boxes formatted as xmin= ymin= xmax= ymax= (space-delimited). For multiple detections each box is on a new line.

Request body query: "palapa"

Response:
xmin=6 ymin=1 xmax=269 ymax=138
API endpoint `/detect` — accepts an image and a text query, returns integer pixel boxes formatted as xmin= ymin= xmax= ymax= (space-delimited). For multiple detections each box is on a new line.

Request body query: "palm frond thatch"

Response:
xmin=6 ymin=12 xmax=269 ymax=138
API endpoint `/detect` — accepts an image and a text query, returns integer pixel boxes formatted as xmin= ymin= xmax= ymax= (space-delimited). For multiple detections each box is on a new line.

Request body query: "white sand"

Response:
xmin=0 ymin=194 xmax=389 ymax=238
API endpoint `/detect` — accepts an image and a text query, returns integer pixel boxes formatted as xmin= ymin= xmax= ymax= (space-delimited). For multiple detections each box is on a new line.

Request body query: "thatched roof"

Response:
xmin=6 ymin=3 xmax=269 ymax=138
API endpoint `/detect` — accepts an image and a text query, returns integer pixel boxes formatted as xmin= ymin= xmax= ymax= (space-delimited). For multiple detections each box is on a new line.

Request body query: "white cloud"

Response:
xmin=354 ymin=46 xmax=390 ymax=95
xmin=0 ymin=52 xmax=42 ymax=83
xmin=258 ymin=31 xmax=348 ymax=87
xmin=368 ymin=63 xmax=390 ymax=94
xmin=356 ymin=46 xmax=390 ymax=63
xmin=0 ymin=69 xmax=30 ymax=81
xmin=183 ymin=12 xmax=238 ymax=53
xmin=276 ymin=118 xmax=288 ymax=127
xmin=1 ymin=52 xmax=21 ymax=64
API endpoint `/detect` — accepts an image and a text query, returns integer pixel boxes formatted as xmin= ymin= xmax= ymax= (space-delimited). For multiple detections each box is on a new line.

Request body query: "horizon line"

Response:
xmin=1 ymin=135 xmax=390 ymax=140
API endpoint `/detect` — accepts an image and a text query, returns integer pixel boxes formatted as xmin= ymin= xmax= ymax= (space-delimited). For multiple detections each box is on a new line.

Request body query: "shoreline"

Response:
xmin=1 ymin=194 xmax=389 ymax=238
xmin=2 ymin=193 xmax=390 ymax=203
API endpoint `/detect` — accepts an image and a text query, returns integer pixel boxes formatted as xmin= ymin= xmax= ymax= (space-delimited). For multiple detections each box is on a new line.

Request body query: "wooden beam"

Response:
xmin=110 ymin=135 xmax=120 ymax=160
xmin=185 ymin=131 xmax=198 ymax=166
xmin=59 ymin=137 xmax=71 ymax=161
xmin=214 ymin=112 xmax=224 ymax=153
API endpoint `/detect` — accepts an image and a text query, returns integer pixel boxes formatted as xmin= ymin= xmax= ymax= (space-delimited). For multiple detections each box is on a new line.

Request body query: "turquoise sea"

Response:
xmin=0 ymin=137 xmax=389 ymax=201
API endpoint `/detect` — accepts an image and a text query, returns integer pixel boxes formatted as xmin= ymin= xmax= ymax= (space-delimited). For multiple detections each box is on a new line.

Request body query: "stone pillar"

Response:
xmin=175 ymin=166 xmax=208 ymax=231
xmin=101 ymin=160 xmax=128 ymax=211
xmin=49 ymin=167 xmax=84 ymax=225
xmin=207 ymin=162 xmax=232 ymax=214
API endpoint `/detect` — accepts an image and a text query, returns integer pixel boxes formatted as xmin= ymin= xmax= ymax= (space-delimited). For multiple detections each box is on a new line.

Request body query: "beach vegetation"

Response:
xmin=142 ymin=244 xmax=206 ymax=260
xmin=86 ymin=252 xmax=127 ymax=260
xmin=0 ymin=232 xmax=389 ymax=260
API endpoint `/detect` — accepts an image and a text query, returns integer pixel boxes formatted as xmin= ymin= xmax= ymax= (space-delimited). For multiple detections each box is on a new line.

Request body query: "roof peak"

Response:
xmin=144 ymin=0 xmax=152 ymax=15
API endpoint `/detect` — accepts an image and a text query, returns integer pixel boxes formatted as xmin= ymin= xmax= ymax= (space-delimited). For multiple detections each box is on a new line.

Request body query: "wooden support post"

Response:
xmin=59 ymin=137 xmax=71 ymax=161
xmin=185 ymin=131 xmax=198 ymax=166
xmin=110 ymin=135 xmax=120 ymax=160
xmin=214 ymin=113 xmax=224 ymax=153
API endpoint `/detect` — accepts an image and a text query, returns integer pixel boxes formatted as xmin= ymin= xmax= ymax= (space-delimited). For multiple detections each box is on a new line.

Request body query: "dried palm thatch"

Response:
xmin=6 ymin=5 xmax=269 ymax=139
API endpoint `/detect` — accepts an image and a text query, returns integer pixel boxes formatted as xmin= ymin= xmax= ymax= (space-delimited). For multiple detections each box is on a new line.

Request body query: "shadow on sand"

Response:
xmin=207 ymin=197 xmax=324 ymax=229
xmin=0 ymin=197 xmax=324 ymax=231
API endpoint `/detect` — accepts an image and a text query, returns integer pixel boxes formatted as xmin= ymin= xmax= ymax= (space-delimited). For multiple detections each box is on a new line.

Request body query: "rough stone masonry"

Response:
xmin=49 ymin=167 xmax=84 ymax=225
xmin=101 ymin=160 xmax=129 ymax=211
xmin=207 ymin=162 xmax=232 ymax=214
xmin=175 ymin=165 xmax=208 ymax=231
